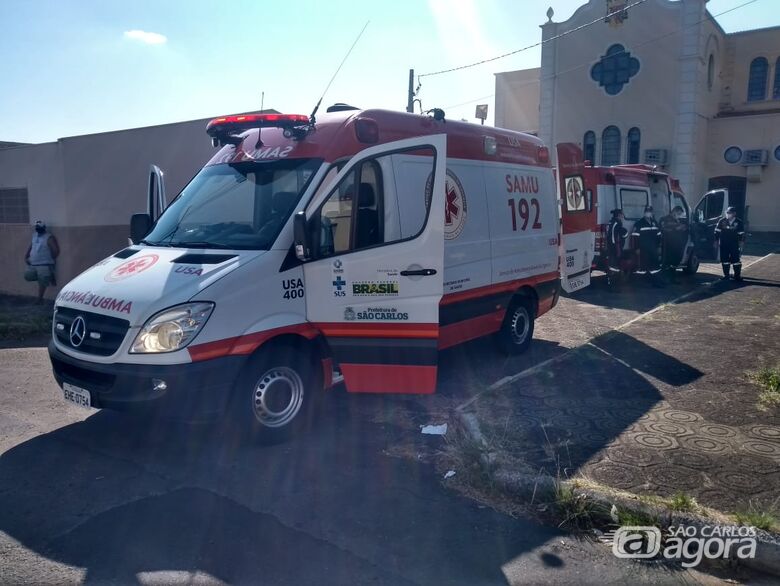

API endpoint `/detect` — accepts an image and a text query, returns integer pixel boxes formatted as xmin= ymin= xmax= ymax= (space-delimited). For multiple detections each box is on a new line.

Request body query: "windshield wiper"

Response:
xmin=167 ymin=241 xmax=234 ymax=250
xmin=139 ymin=239 xmax=171 ymax=246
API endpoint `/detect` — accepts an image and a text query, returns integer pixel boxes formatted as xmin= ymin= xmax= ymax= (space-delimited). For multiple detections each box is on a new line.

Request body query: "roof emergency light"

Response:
xmin=206 ymin=113 xmax=311 ymax=146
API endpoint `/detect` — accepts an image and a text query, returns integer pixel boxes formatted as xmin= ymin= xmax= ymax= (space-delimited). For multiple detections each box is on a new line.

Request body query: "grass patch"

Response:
xmin=554 ymin=478 xmax=596 ymax=529
xmin=0 ymin=310 xmax=52 ymax=339
xmin=748 ymin=366 xmax=780 ymax=410
xmin=735 ymin=501 xmax=778 ymax=532
xmin=669 ymin=492 xmax=697 ymax=513
xmin=616 ymin=506 xmax=659 ymax=528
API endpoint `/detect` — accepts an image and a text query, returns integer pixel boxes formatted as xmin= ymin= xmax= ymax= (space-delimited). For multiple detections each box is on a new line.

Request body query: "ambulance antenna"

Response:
xmin=309 ymin=20 xmax=370 ymax=125
xmin=256 ymin=91 xmax=265 ymax=149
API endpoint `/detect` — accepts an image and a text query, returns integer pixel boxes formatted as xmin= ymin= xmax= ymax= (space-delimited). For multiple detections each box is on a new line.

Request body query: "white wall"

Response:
xmin=494 ymin=68 xmax=541 ymax=133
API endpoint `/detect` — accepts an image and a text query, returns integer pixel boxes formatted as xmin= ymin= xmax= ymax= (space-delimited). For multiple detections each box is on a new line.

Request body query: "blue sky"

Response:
xmin=0 ymin=0 xmax=776 ymax=143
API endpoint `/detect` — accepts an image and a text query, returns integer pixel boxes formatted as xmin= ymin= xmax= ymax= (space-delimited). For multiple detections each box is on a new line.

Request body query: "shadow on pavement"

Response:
xmin=590 ymin=331 xmax=703 ymax=387
xmin=471 ymin=337 xmax=666 ymax=476
xmin=0 ymin=390 xmax=567 ymax=585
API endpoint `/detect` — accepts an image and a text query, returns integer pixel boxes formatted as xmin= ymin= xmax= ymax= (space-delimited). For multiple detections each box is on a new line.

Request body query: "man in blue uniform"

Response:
xmin=714 ymin=206 xmax=745 ymax=281
xmin=631 ymin=205 xmax=663 ymax=286
xmin=606 ymin=208 xmax=628 ymax=284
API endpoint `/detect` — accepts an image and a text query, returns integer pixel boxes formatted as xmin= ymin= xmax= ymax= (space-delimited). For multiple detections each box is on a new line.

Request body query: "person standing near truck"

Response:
xmin=25 ymin=220 xmax=59 ymax=302
xmin=632 ymin=205 xmax=663 ymax=286
xmin=606 ymin=208 xmax=628 ymax=284
xmin=715 ymin=206 xmax=745 ymax=281
xmin=660 ymin=205 xmax=687 ymax=282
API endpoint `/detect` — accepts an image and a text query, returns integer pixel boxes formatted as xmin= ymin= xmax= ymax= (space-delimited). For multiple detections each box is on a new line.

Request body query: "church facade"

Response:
xmin=495 ymin=0 xmax=780 ymax=231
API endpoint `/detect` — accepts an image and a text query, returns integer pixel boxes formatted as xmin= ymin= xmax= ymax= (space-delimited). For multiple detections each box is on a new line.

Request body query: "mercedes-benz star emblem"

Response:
xmin=69 ymin=316 xmax=86 ymax=348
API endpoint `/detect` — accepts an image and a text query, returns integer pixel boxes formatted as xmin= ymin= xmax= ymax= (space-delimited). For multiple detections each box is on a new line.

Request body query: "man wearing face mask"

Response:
xmin=714 ymin=206 xmax=745 ymax=281
xmin=631 ymin=205 xmax=663 ymax=286
xmin=24 ymin=220 xmax=60 ymax=302
xmin=660 ymin=205 xmax=687 ymax=282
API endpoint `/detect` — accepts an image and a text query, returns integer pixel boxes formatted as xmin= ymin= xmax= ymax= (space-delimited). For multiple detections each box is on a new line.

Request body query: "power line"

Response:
xmin=418 ymin=0 xmax=649 ymax=81
xmin=439 ymin=0 xmax=763 ymax=112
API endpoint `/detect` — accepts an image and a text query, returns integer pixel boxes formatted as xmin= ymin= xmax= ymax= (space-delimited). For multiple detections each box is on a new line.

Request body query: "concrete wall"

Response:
xmin=0 ymin=118 xmax=219 ymax=299
xmin=706 ymin=113 xmax=780 ymax=232
xmin=723 ymin=26 xmax=780 ymax=112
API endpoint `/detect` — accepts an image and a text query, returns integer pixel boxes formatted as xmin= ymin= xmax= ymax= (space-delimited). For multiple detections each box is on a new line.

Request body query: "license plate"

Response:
xmin=567 ymin=276 xmax=588 ymax=292
xmin=63 ymin=382 xmax=91 ymax=409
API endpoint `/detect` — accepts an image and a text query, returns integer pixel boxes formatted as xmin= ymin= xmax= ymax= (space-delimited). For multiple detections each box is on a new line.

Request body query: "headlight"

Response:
xmin=130 ymin=302 xmax=214 ymax=353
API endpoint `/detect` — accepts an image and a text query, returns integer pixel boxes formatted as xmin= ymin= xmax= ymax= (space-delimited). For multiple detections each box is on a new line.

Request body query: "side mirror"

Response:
xmin=586 ymin=189 xmax=593 ymax=212
xmin=130 ymin=213 xmax=153 ymax=244
xmin=293 ymin=211 xmax=311 ymax=261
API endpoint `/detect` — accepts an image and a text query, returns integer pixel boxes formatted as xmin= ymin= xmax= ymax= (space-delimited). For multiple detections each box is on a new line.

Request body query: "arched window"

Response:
xmin=747 ymin=57 xmax=768 ymax=102
xmin=627 ymin=127 xmax=641 ymax=164
xmin=774 ymin=57 xmax=780 ymax=100
xmin=601 ymin=126 xmax=621 ymax=166
xmin=583 ymin=131 xmax=596 ymax=163
xmin=707 ymin=54 xmax=715 ymax=91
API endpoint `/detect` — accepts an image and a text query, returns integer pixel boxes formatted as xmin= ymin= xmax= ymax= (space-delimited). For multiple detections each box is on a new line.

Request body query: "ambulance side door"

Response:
xmin=692 ymin=189 xmax=727 ymax=259
xmin=302 ymin=135 xmax=446 ymax=394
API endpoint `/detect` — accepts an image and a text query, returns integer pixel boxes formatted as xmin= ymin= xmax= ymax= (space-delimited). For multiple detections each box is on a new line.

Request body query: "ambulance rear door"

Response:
xmin=302 ymin=134 xmax=446 ymax=394
xmin=556 ymin=143 xmax=595 ymax=293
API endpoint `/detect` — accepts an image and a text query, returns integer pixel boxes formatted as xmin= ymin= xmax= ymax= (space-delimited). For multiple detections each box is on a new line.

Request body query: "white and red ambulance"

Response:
xmin=556 ymin=143 xmax=700 ymax=278
xmin=48 ymin=107 xmax=569 ymax=439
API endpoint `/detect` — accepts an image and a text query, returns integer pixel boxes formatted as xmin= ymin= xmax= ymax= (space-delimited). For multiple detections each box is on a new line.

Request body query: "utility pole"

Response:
xmin=406 ymin=69 xmax=414 ymax=113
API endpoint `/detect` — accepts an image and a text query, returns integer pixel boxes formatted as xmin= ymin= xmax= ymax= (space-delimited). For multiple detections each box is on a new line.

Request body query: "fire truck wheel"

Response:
xmin=682 ymin=253 xmax=700 ymax=275
xmin=233 ymin=344 xmax=322 ymax=443
xmin=496 ymin=297 xmax=535 ymax=355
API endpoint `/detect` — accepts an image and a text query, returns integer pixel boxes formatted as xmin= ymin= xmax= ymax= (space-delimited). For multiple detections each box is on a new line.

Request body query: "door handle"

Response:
xmin=400 ymin=268 xmax=437 ymax=276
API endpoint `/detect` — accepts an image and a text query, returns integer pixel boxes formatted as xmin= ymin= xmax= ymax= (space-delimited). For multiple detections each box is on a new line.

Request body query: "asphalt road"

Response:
xmin=0 ymin=256 xmax=772 ymax=585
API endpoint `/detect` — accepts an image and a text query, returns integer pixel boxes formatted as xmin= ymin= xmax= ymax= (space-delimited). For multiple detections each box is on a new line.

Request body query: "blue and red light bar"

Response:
xmin=206 ymin=113 xmax=310 ymax=137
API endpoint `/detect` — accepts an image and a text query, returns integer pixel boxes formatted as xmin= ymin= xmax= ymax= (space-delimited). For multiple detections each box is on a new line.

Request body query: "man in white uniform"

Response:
xmin=25 ymin=220 xmax=60 ymax=302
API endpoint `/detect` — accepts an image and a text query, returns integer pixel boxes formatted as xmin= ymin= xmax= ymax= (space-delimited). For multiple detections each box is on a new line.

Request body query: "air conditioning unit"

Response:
xmin=644 ymin=149 xmax=668 ymax=165
xmin=741 ymin=149 xmax=768 ymax=166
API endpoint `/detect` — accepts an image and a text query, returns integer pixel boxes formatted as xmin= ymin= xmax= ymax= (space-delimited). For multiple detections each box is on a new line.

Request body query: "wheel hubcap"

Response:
xmin=510 ymin=307 xmax=530 ymax=345
xmin=251 ymin=367 xmax=304 ymax=428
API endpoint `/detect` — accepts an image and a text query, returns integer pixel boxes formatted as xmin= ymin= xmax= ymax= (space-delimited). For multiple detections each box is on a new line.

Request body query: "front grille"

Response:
xmin=54 ymin=306 xmax=130 ymax=356
xmin=51 ymin=355 xmax=115 ymax=390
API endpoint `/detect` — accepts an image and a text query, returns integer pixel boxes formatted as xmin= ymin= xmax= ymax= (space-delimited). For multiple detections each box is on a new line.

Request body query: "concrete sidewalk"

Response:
xmin=460 ymin=253 xmax=780 ymax=515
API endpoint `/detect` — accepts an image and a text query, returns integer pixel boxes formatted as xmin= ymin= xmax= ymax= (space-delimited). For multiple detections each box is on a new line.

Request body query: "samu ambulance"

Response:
xmin=49 ymin=106 xmax=569 ymax=439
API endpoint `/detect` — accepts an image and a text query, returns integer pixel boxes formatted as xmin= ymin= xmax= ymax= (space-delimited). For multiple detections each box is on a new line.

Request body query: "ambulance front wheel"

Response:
xmin=496 ymin=297 xmax=535 ymax=355
xmin=234 ymin=344 xmax=322 ymax=442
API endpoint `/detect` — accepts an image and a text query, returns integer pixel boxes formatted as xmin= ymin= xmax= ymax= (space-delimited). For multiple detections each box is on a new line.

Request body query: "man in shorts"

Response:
xmin=25 ymin=220 xmax=60 ymax=302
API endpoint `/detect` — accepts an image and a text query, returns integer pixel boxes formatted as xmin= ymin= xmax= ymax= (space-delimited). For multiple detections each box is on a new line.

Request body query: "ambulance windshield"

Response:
xmin=143 ymin=159 xmax=321 ymax=250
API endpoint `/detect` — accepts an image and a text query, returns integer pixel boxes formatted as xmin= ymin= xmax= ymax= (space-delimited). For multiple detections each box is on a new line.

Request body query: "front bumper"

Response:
xmin=48 ymin=340 xmax=246 ymax=420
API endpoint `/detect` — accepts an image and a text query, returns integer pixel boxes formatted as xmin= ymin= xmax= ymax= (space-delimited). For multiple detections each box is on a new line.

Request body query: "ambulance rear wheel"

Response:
xmin=234 ymin=345 xmax=322 ymax=442
xmin=496 ymin=298 xmax=535 ymax=355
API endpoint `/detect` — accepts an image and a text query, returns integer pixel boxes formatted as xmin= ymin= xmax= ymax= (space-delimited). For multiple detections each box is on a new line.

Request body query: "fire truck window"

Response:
xmin=620 ymin=188 xmax=648 ymax=220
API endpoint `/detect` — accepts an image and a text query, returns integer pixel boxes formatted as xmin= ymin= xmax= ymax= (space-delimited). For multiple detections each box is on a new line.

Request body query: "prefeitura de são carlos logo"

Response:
xmin=104 ymin=254 xmax=159 ymax=282
xmin=425 ymin=169 xmax=467 ymax=240
xmin=604 ymin=524 xmax=757 ymax=568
